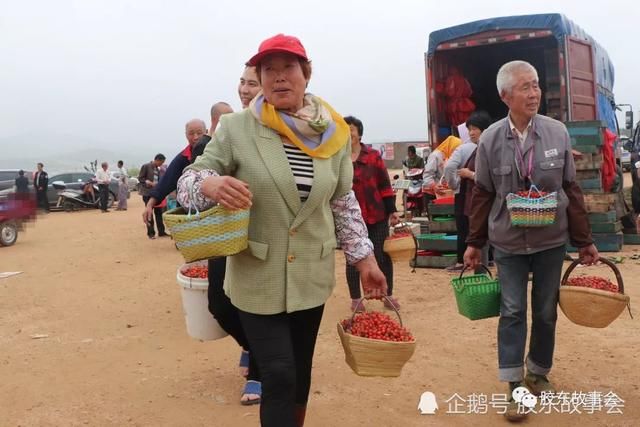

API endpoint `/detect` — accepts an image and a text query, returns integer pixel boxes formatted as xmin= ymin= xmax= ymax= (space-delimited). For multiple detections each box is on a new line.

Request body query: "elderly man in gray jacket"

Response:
xmin=464 ymin=60 xmax=599 ymax=422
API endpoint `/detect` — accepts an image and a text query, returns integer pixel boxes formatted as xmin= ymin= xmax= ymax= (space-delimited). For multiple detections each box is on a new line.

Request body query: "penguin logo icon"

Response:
xmin=418 ymin=391 xmax=438 ymax=415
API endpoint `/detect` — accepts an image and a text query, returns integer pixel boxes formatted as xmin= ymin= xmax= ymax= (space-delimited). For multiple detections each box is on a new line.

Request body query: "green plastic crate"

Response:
xmin=588 ymin=211 xmax=617 ymax=224
xmin=590 ymin=222 xmax=621 ymax=233
xmin=623 ymin=234 xmax=640 ymax=245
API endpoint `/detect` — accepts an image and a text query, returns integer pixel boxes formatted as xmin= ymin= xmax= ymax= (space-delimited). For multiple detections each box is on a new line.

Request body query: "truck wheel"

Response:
xmin=0 ymin=222 xmax=18 ymax=246
xmin=107 ymin=192 xmax=115 ymax=208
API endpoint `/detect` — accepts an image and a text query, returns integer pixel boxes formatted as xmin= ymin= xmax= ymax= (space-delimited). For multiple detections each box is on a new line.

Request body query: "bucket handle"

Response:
xmin=453 ymin=264 xmax=492 ymax=292
xmin=347 ymin=296 xmax=404 ymax=328
xmin=560 ymin=257 xmax=632 ymax=319
xmin=187 ymin=182 xmax=201 ymax=219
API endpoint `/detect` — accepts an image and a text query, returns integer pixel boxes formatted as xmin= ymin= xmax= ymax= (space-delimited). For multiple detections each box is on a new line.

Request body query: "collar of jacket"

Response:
xmin=503 ymin=114 xmax=541 ymax=140
xmin=354 ymin=143 xmax=374 ymax=164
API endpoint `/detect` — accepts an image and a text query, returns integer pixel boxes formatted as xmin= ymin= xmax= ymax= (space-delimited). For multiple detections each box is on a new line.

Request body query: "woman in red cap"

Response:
xmin=177 ymin=34 xmax=387 ymax=427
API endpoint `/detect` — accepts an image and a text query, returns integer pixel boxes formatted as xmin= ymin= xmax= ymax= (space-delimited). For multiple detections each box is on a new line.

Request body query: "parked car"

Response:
xmin=0 ymin=169 xmax=33 ymax=192
xmin=621 ymin=147 xmax=631 ymax=171
xmin=109 ymin=171 xmax=139 ymax=192
xmin=620 ymin=136 xmax=632 ymax=171
xmin=46 ymin=172 xmax=119 ymax=208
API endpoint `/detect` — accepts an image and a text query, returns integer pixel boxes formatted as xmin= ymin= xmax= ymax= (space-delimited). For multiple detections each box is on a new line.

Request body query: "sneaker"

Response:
xmin=351 ymin=298 xmax=365 ymax=313
xmin=383 ymin=296 xmax=401 ymax=311
xmin=445 ymin=263 xmax=465 ymax=273
xmin=504 ymin=398 xmax=527 ymax=422
xmin=504 ymin=382 xmax=528 ymax=422
xmin=524 ymin=372 xmax=556 ymax=396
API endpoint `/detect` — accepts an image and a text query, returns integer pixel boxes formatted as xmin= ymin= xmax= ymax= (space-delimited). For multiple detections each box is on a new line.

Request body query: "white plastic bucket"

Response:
xmin=176 ymin=262 xmax=228 ymax=341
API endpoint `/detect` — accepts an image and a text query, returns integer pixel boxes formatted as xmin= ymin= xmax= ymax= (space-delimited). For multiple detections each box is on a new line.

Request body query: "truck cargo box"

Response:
xmin=426 ymin=14 xmax=616 ymax=144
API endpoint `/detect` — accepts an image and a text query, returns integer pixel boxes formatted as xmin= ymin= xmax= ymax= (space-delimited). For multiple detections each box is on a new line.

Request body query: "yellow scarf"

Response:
xmin=250 ymin=92 xmax=349 ymax=159
xmin=435 ymin=136 xmax=462 ymax=161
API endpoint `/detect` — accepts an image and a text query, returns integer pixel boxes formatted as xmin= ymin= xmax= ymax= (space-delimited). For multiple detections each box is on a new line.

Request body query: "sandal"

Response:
xmin=239 ymin=350 xmax=250 ymax=378
xmin=240 ymin=380 xmax=262 ymax=406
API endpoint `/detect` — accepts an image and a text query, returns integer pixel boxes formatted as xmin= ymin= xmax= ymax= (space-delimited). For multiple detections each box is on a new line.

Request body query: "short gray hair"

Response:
xmin=496 ymin=60 xmax=538 ymax=95
xmin=184 ymin=118 xmax=206 ymax=131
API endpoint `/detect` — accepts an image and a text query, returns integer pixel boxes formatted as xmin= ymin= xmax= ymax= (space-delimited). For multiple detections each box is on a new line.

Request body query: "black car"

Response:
xmin=0 ymin=169 xmax=33 ymax=193
xmin=47 ymin=172 xmax=120 ymax=208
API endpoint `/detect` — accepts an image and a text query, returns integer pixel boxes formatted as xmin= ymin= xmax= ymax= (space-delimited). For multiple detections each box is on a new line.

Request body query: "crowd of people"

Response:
xmin=10 ymin=34 xmax=620 ymax=426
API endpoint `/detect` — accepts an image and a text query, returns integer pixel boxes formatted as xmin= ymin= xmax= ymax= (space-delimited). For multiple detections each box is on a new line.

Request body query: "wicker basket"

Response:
xmin=383 ymin=224 xmax=417 ymax=262
xmin=505 ymin=185 xmax=557 ymax=227
xmin=163 ymin=205 xmax=250 ymax=263
xmin=337 ymin=297 xmax=416 ymax=377
xmin=451 ymin=265 xmax=501 ymax=320
xmin=559 ymin=258 xmax=632 ymax=328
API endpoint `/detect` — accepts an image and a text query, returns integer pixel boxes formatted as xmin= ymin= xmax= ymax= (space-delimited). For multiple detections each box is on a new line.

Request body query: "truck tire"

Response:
xmin=0 ymin=221 xmax=18 ymax=246
xmin=108 ymin=192 xmax=115 ymax=209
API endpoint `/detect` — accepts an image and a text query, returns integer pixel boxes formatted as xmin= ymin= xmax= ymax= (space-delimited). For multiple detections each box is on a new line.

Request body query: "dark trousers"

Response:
xmin=346 ymin=220 xmax=394 ymax=299
xmin=207 ymin=257 xmax=260 ymax=382
xmin=98 ymin=184 xmax=109 ymax=211
xmin=142 ymin=195 xmax=165 ymax=237
xmin=494 ymin=245 xmax=565 ymax=382
xmin=454 ymin=193 xmax=469 ymax=264
xmin=238 ymin=305 xmax=325 ymax=427
xmin=36 ymin=189 xmax=49 ymax=211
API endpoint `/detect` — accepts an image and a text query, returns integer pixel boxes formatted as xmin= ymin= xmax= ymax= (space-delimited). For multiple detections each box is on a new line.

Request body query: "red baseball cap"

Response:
xmin=246 ymin=34 xmax=308 ymax=66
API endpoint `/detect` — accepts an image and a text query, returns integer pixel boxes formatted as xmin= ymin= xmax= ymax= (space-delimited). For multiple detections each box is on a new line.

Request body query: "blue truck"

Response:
xmin=425 ymin=13 xmax=618 ymax=143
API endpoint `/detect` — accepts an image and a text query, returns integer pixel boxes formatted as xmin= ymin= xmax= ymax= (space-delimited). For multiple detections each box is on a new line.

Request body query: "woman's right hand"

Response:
xmin=201 ymin=175 xmax=253 ymax=210
xmin=458 ymin=168 xmax=474 ymax=179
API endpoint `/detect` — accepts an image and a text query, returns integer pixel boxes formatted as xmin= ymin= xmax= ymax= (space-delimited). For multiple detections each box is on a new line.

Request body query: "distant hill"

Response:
xmin=0 ymin=132 xmax=175 ymax=172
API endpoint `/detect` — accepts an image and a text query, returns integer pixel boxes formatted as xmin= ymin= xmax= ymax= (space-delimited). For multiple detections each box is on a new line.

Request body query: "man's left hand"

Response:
xmin=578 ymin=243 xmax=599 ymax=265
xmin=355 ymin=255 xmax=387 ymax=299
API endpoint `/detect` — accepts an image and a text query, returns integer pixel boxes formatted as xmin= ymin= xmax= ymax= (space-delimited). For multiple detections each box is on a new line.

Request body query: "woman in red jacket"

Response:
xmin=345 ymin=116 xmax=401 ymax=312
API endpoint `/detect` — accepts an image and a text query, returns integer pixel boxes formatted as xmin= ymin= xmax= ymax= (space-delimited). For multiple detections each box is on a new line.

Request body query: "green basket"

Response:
xmin=450 ymin=265 xmax=501 ymax=320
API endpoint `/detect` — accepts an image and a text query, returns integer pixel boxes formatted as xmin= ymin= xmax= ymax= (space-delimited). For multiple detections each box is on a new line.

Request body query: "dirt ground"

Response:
xmin=1 ymin=193 xmax=639 ymax=427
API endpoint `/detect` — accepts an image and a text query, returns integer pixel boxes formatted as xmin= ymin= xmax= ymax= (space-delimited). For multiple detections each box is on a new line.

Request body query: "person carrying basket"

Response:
xmin=463 ymin=60 xmax=599 ymax=422
xmin=176 ymin=34 xmax=386 ymax=427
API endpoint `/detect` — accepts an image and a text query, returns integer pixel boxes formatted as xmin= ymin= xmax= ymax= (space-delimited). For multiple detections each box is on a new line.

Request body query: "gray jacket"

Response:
xmin=473 ymin=114 xmax=581 ymax=254
xmin=444 ymin=142 xmax=476 ymax=193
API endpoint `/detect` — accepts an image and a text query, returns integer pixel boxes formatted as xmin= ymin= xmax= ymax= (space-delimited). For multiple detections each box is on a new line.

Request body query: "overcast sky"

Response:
xmin=1 ymin=0 xmax=639 ymax=162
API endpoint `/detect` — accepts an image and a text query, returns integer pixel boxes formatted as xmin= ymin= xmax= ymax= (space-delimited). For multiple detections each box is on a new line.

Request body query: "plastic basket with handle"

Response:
xmin=559 ymin=258 xmax=632 ymax=328
xmin=505 ymin=185 xmax=557 ymax=227
xmin=337 ymin=297 xmax=416 ymax=377
xmin=162 ymin=184 xmax=250 ymax=263
xmin=450 ymin=265 xmax=501 ymax=320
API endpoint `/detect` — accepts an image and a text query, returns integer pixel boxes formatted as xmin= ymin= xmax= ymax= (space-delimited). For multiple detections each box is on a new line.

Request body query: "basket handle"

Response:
xmin=348 ymin=296 xmax=404 ymax=327
xmin=528 ymin=184 xmax=542 ymax=198
xmin=453 ymin=264 xmax=492 ymax=292
xmin=391 ymin=222 xmax=419 ymax=273
xmin=560 ymin=257 xmax=632 ymax=319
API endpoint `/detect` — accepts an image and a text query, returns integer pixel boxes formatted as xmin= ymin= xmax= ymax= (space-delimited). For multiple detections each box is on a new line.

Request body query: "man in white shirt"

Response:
xmin=95 ymin=162 xmax=111 ymax=212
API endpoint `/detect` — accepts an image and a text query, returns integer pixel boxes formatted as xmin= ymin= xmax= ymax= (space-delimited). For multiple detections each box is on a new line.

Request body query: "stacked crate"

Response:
xmin=410 ymin=201 xmax=458 ymax=268
xmin=566 ymin=120 xmax=623 ymax=252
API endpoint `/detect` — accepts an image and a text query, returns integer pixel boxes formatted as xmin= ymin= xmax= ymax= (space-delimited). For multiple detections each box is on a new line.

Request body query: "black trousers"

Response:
xmin=142 ymin=195 xmax=165 ymax=237
xmin=36 ymin=189 xmax=49 ymax=211
xmin=98 ymin=184 xmax=109 ymax=211
xmin=346 ymin=220 xmax=393 ymax=299
xmin=207 ymin=257 xmax=260 ymax=382
xmin=238 ymin=305 xmax=325 ymax=427
xmin=454 ymin=193 xmax=470 ymax=264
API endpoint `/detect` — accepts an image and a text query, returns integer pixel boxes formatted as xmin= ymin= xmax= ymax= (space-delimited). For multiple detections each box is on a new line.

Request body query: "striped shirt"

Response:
xmin=283 ymin=143 xmax=314 ymax=202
